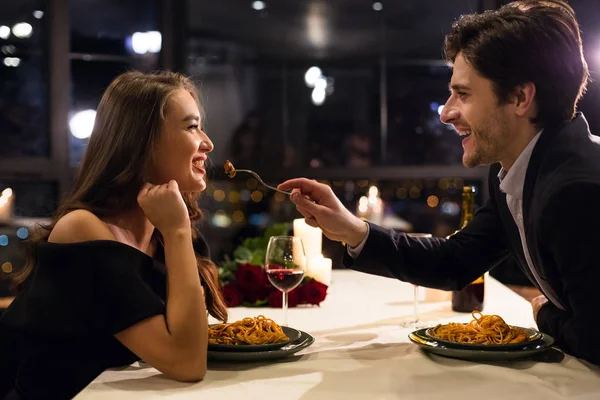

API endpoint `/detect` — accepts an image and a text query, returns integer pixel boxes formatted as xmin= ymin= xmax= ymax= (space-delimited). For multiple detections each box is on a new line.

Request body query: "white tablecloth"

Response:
xmin=77 ymin=270 xmax=600 ymax=400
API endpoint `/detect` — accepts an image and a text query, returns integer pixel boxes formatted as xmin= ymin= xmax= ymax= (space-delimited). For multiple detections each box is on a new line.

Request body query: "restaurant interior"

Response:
xmin=1 ymin=0 xmax=600 ymax=398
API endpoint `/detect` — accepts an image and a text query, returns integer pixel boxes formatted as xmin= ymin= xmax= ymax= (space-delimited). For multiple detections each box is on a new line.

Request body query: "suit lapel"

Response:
xmin=518 ymin=117 xmax=584 ymax=311
xmin=522 ymin=118 xmax=571 ymax=227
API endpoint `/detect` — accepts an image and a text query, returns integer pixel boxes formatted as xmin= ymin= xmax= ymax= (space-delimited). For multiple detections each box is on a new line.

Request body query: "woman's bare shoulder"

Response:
xmin=48 ymin=210 xmax=116 ymax=244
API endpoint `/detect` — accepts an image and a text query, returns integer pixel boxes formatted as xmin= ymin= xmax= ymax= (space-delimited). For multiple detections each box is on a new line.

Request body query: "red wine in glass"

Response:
xmin=265 ymin=236 xmax=307 ymax=326
xmin=266 ymin=266 xmax=305 ymax=292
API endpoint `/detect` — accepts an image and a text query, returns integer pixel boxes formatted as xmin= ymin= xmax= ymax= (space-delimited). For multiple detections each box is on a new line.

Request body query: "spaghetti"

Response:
xmin=430 ymin=311 xmax=529 ymax=345
xmin=224 ymin=160 xmax=236 ymax=178
xmin=208 ymin=315 xmax=289 ymax=345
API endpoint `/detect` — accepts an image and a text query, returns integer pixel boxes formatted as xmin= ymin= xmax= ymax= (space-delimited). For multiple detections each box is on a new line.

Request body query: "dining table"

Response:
xmin=76 ymin=270 xmax=600 ymax=400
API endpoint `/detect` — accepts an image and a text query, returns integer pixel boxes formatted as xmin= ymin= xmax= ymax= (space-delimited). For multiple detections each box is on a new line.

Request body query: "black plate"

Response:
xmin=208 ymin=326 xmax=302 ymax=352
xmin=424 ymin=325 xmax=543 ymax=351
xmin=409 ymin=328 xmax=555 ymax=362
xmin=208 ymin=330 xmax=315 ymax=362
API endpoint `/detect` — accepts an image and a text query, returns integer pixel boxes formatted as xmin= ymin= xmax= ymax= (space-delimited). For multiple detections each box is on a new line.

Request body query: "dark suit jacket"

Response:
xmin=343 ymin=113 xmax=600 ymax=365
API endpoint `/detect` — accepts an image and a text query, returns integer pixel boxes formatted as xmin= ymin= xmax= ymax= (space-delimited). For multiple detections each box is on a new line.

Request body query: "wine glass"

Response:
xmin=265 ymin=236 xmax=307 ymax=326
xmin=399 ymin=233 xmax=432 ymax=328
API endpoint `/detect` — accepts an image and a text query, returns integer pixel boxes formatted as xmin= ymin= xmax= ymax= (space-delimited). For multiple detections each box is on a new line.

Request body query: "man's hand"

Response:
xmin=278 ymin=178 xmax=368 ymax=247
xmin=531 ymin=294 xmax=549 ymax=320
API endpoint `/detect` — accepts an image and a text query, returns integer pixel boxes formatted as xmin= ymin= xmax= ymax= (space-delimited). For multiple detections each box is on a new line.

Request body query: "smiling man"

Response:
xmin=278 ymin=0 xmax=600 ymax=365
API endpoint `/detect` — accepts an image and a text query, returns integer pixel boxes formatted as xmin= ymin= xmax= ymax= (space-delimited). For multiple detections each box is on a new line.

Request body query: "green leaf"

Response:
xmin=253 ymin=298 xmax=269 ymax=307
xmin=217 ymin=267 xmax=236 ymax=284
xmin=242 ymin=237 xmax=264 ymax=251
xmin=264 ymin=222 xmax=291 ymax=239
xmin=233 ymin=247 xmax=253 ymax=263
xmin=241 ymin=298 xmax=269 ymax=307
xmin=221 ymin=260 xmax=237 ymax=272
xmin=251 ymin=248 xmax=266 ymax=265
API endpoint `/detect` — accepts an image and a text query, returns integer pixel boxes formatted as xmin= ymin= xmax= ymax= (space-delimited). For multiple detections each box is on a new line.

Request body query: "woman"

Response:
xmin=0 ymin=71 xmax=228 ymax=399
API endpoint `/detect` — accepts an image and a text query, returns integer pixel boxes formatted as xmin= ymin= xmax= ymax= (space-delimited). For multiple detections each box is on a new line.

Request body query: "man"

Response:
xmin=279 ymin=0 xmax=600 ymax=365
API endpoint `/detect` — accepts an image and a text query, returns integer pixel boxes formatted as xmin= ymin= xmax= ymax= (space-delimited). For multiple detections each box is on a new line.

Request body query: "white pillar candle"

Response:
xmin=307 ymin=255 xmax=332 ymax=286
xmin=293 ymin=218 xmax=322 ymax=258
xmin=291 ymin=239 xmax=307 ymax=270
xmin=370 ymin=198 xmax=384 ymax=225
xmin=305 ymin=254 xmax=320 ymax=277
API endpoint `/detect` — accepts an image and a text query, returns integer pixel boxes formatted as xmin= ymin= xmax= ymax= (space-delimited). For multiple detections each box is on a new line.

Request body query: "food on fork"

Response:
xmin=209 ymin=315 xmax=289 ymax=345
xmin=224 ymin=160 xmax=236 ymax=178
xmin=430 ymin=311 xmax=530 ymax=345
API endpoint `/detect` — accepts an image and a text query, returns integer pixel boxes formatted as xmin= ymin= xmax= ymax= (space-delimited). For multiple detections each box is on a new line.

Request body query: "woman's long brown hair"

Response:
xmin=13 ymin=70 xmax=228 ymax=322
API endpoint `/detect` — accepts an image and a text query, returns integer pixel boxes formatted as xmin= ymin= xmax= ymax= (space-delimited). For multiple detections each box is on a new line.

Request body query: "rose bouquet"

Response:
xmin=218 ymin=223 xmax=328 ymax=308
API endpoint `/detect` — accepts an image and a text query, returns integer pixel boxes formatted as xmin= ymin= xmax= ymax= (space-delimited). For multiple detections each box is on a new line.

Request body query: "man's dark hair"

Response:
xmin=444 ymin=0 xmax=590 ymax=128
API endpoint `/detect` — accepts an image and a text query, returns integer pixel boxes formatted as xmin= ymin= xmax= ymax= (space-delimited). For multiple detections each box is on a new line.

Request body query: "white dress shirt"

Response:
xmin=497 ymin=131 xmax=564 ymax=310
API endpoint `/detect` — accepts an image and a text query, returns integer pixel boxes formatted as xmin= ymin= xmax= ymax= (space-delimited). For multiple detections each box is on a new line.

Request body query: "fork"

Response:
xmin=234 ymin=169 xmax=291 ymax=196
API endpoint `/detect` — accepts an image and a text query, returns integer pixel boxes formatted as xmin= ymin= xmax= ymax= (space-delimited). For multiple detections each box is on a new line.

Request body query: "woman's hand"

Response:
xmin=137 ymin=180 xmax=190 ymax=236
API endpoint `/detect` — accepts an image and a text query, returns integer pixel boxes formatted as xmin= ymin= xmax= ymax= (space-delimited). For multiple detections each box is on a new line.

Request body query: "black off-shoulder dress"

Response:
xmin=0 ymin=238 xmax=209 ymax=399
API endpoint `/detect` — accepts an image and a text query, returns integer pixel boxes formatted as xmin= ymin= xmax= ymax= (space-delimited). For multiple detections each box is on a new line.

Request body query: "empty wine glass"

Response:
xmin=265 ymin=236 xmax=307 ymax=326
xmin=399 ymin=233 xmax=432 ymax=329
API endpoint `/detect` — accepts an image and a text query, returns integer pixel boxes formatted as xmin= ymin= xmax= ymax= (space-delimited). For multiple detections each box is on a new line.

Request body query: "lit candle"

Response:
xmin=367 ymin=186 xmax=383 ymax=225
xmin=293 ymin=218 xmax=322 ymax=258
xmin=307 ymin=255 xmax=332 ymax=286
xmin=0 ymin=188 xmax=13 ymax=222
xmin=357 ymin=196 xmax=369 ymax=219
xmin=292 ymin=239 xmax=307 ymax=270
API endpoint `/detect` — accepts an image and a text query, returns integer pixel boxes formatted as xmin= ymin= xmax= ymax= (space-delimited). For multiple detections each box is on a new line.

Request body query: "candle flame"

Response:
xmin=1 ymin=188 xmax=12 ymax=199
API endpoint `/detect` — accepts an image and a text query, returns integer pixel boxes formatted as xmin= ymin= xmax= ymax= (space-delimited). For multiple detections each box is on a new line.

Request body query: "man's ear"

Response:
xmin=513 ymin=82 xmax=536 ymax=117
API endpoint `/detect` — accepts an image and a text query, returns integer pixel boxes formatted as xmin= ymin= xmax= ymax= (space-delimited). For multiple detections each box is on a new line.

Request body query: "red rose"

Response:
xmin=222 ymin=283 xmax=243 ymax=307
xmin=268 ymin=288 xmax=300 ymax=308
xmin=299 ymin=280 xmax=328 ymax=305
xmin=244 ymin=288 xmax=271 ymax=304
xmin=235 ymin=264 xmax=266 ymax=287
xmin=235 ymin=264 xmax=269 ymax=303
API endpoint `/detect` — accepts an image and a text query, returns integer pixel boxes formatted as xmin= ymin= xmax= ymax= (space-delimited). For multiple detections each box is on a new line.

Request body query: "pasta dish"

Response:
xmin=429 ymin=311 xmax=530 ymax=345
xmin=224 ymin=160 xmax=236 ymax=178
xmin=209 ymin=315 xmax=289 ymax=345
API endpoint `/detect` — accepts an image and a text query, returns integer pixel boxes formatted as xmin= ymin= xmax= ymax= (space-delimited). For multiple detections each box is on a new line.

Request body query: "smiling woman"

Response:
xmin=152 ymin=88 xmax=212 ymax=193
xmin=0 ymin=71 xmax=227 ymax=399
